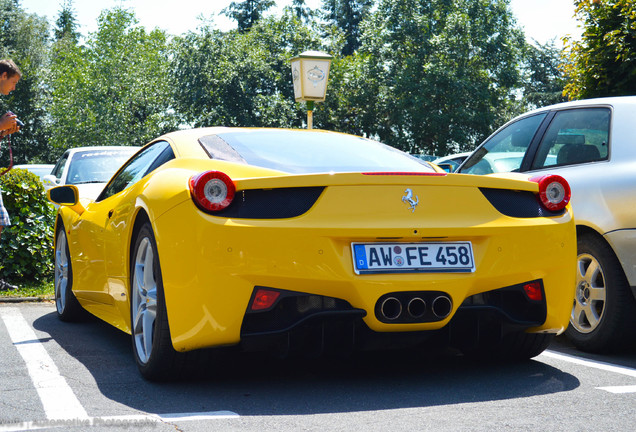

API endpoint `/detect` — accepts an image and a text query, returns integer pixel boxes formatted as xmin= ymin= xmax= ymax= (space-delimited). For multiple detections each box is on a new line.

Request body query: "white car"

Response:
xmin=458 ymin=96 xmax=636 ymax=353
xmin=12 ymin=164 xmax=55 ymax=180
xmin=43 ymin=146 xmax=139 ymax=200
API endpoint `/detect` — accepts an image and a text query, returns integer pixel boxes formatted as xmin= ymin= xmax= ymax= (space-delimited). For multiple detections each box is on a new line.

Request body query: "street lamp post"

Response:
xmin=290 ymin=51 xmax=333 ymax=129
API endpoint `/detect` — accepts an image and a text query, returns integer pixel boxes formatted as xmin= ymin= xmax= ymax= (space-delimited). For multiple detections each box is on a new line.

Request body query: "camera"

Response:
xmin=6 ymin=111 xmax=24 ymax=128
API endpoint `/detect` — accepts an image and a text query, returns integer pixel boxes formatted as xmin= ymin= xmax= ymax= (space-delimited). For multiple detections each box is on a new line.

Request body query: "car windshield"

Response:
xmin=459 ymin=113 xmax=548 ymax=174
xmin=199 ymin=130 xmax=435 ymax=174
xmin=67 ymin=149 xmax=137 ymax=185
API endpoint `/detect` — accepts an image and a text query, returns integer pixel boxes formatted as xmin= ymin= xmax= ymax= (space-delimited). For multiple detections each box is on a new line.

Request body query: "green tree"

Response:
xmin=0 ymin=0 xmax=51 ymax=166
xmin=171 ymin=12 xmax=323 ymax=128
xmin=54 ymin=0 xmax=80 ymax=43
xmin=523 ymin=40 xmax=568 ymax=108
xmin=222 ymin=0 xmax=276 ymax=33
xmin=289 ymin=0 xmax=313 ymax=23
xmin=47 ymin=8 xmax=176 ymax=156
xmin=321 ymin=0 xmax=374 ymax=56
xmin=563 ymin=0 xmax=636 ymax=99
xmin=343 ymin=0 xmax=525 ymax=155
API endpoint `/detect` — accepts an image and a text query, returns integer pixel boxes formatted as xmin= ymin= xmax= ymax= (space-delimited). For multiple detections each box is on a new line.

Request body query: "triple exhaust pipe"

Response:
xmin=377 ymin=293 xmax=453 ymax=323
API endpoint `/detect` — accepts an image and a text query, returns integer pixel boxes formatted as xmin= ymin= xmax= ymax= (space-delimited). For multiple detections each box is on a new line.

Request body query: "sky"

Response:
xmin=19 ymin=0 xmax=582 ymax=45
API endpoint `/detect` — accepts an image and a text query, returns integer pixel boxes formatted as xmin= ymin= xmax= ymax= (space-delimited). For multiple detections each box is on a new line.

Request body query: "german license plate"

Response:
xmin=352 ymin=242 xmax=475 ymax=274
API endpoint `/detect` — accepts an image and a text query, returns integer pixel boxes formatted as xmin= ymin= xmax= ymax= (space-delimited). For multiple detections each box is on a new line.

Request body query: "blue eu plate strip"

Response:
xmin=353 ymin=244 xmax=368 ymax=270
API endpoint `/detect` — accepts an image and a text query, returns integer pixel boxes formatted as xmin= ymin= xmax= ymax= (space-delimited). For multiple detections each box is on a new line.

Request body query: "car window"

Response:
xmin=200 ymin=130 xmax=436 ymax=174
xmin=98 ymin=141 xmax=174 ymax=201
xmin=459 ymin=113 xmax=547 ymax=174
xmin=530 ymin=108 xmax=610 ymax=170
xmin=51 ymin=151 xmax=69 ymax=179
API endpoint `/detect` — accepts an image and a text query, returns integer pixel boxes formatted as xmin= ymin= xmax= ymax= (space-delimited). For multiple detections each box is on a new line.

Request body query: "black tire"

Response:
xmin=130 ymin=222 xmax=188 ymax=380
xmin=498 ymin=332 xmax=554 ymax=360
xmin=54 ymin=224 xmax=85 ymax=322
xmin=565 ymin=233 xmax=636 ymax=352
xmin=462 ymin=331 xmax=554 ymax=361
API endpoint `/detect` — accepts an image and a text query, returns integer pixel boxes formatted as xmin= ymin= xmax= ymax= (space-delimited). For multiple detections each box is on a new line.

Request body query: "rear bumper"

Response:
xmin=239 ymin=280 xmax=550 ymax=355
xmin=154 ymin=199 xmax=576 ymax=352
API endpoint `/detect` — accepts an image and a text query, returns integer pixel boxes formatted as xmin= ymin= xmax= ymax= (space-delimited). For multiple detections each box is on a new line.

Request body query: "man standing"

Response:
xmin=0 ymin=59 xmax=22 ymax=291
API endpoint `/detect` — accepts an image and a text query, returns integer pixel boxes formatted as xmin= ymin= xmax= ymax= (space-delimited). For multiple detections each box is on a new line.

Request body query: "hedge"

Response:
xmin=0 ymin=168 xmax=55 ymax=283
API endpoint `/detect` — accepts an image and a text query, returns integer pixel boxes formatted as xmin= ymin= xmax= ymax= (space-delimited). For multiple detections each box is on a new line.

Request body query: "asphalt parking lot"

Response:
xmin=1 ymin=302 xmax=635 ymax=431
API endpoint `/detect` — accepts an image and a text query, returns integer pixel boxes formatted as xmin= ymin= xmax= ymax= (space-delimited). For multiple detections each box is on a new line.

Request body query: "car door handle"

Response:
xmin=108 ymin=209 xmax=114 ymax=219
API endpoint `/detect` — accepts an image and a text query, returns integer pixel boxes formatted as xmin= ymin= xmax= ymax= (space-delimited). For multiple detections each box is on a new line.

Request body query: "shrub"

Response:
xmin=0 ymin=168 xmax=55 ymax=283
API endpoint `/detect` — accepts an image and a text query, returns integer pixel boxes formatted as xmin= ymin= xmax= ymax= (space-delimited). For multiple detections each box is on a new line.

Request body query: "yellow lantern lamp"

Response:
xmin=290 ymin=51 xmax=333 ymax=129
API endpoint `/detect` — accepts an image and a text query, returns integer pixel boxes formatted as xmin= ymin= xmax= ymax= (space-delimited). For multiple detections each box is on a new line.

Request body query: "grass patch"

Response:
xmin=0 ymin=280 xmax=54 ymax=299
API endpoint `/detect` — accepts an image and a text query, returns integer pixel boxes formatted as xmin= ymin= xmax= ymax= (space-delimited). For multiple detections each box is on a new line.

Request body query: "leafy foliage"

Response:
xmin=54 ymin=0 xmax=80 ymax=43
xmin=0 ymin=0 xmax=52 ymax=166
xmin=47 ymin=8 xmax=177 ymax=157
xmin=340 ymin=0 xmax=526 ymax=155
xmin=171 ymin=12 xmax=324 ymax=129
xmin=523 ymin=40 xmax=569 ymax=108
xmin=0 ymin=167 xmax=55 ymax=283
xmin=563 ymin=0 xmax=636 ymax=99
xmin=289 ymin=0 xmax=313 ymax=23
xmin=321 ymin=0 xmax=374 ymax=55
xmin=222 ymin=0 xmax=276 ymax=33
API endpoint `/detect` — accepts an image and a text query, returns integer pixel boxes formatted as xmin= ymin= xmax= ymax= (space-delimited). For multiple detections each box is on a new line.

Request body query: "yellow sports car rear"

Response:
xmin=49 ymin=128 xmax=576 ymax=380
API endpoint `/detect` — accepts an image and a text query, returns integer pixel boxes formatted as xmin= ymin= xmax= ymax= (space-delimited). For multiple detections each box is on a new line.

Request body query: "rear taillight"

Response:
xmin=189 ymin=171 xmax=235 ymax=212
xmin=530 ymin=174 xmax=571 ymax=212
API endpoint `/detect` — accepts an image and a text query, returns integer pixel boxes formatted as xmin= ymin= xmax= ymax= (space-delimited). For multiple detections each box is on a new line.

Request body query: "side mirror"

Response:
xmin=48 ymin=185 xmax=79 ymax=206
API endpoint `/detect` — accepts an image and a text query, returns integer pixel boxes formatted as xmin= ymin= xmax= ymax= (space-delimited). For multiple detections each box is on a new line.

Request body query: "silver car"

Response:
xmin=458 ymin=96 xmax=636 ymax=353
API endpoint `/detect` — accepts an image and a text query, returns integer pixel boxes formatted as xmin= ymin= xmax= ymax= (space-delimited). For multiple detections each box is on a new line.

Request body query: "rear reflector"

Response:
xmin=523 ymin=281 xmax=543 ymax=301
xmin=251 ymin=288 xmax=281 ymax=311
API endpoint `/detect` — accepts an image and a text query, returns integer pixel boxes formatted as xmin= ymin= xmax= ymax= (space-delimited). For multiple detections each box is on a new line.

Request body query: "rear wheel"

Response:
xmin=130 ymin=222 xmax=182 ymax=380
xmin=565 ymin=234 xmax=636 ymax=352
xmin=54 ymin=225 xmax=84 ymax=321
xmin=462 ymin=331 xmax=554 ymax=361
xmin=498 ymin=332 xmax=554 ymax=360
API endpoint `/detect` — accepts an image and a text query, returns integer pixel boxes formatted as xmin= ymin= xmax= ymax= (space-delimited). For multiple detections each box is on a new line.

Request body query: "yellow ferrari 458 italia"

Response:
xmin=48 ymin=127 xmax=576 ymax=380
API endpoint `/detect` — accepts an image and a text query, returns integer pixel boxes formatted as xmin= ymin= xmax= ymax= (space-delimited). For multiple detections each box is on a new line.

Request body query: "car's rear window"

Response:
xmin=198 ymin=130 xmax=434 ymax=174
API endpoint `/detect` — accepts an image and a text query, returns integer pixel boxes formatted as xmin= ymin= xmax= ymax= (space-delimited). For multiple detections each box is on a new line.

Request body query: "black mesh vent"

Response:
xmin=479 ymin=188 xmax=565 ymax=218
xmin=459 ymin=280 xmax=547 ymax=325
xmin=212 ymin=187 xmax=324 ymax=219
xmin=241 ymin=289 xmax=362 ymax=336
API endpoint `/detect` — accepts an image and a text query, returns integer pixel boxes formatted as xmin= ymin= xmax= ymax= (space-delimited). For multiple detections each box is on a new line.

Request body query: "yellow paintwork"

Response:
xmin=53 ymin=128 xmax=577 ymax=352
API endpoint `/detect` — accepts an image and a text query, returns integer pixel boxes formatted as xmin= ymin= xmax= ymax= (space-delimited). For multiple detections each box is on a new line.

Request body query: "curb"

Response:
xmin=0 ymin=296 xmax=53 ymax=303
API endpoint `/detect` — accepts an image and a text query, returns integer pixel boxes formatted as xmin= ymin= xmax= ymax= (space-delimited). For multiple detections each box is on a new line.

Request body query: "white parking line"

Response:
xmin=541 ymin=350 xmax=636 ymax=394
xmin=0 ymin=307 xmax=89 ymax=420
xmin=596 ymin=385 xmax=636 ymax=394
xmin=0 ymin=307 xmax=240 ymax=431
xmin=541 ymin=350 xmax=636 ymax=378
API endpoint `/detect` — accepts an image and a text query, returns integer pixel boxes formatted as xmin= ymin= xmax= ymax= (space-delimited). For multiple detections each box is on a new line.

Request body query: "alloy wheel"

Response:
xmin=132 ymin=237 xmax=158 ymax=364
xmin=571 ymin=253 xmax=606 ymax=334
xmin=54 ymin=230 xmax=69 ymax=314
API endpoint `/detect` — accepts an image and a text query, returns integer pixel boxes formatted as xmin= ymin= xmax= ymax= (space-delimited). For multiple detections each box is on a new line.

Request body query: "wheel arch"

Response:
xmin=576 ymin=224 xmax=605 ymax=243
xmin=576 ymin=224 xmax=636 ymax=300
xmin=129 ymin=209 xmax=151 ymax=269
xmin=54 ymin=214 xmax=63 ymax=238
